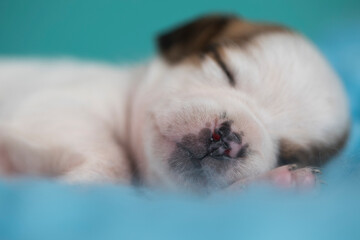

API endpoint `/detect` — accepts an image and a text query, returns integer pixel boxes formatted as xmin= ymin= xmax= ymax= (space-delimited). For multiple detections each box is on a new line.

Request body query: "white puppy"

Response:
xmin=0 ymin=15 xmax=350 ymax=192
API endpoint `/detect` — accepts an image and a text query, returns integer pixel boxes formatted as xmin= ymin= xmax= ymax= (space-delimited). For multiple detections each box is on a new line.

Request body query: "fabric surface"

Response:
xmin=0 ymin=24 xmax=359 ymax=240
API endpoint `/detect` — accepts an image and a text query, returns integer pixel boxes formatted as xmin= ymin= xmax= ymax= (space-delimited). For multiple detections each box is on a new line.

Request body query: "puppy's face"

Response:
xmin=147 ymin=76 xmax=276 ymax=190
xmin=131 ymin=15 xmax=349 ymax=191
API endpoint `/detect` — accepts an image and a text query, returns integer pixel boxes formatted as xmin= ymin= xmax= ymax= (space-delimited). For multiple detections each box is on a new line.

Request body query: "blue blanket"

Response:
xmin=0 ymin=25 xmax=359 ymax=240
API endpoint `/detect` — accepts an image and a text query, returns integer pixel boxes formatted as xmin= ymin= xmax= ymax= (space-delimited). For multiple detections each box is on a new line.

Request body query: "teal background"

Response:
xmin=0 ymin=0 xmax=359 ymax=62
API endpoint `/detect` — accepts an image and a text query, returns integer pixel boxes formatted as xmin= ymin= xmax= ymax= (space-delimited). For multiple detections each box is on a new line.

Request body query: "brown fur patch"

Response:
xmin=278 ymin=126 xmax=350 ymax=167
xmin=0 ymin=144 xmax=17 ymax=175
xmin=157 ymin=14 xmax=288 ymax=64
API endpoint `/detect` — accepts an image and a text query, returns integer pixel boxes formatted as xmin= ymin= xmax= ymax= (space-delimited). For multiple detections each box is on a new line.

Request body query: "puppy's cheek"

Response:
xmin=142 ymin=117 xmax=178 ymax=185
xmin=233 ymin=116 xmax=277 ymax=174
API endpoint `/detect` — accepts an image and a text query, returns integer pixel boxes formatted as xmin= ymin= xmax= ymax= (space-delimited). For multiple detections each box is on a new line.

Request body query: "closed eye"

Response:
xmin=207 ymin=46 xmax=235 ymax=86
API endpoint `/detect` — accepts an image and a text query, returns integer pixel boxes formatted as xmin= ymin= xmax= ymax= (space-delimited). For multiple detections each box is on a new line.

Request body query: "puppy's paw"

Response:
xmin=267 ymin=164 xmax=320 ymax=189
xmin=225 ymin=164 xmax=321 ymax=192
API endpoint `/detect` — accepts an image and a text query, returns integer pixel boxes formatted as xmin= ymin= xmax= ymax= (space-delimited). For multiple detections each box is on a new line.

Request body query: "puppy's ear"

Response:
xmin=157 ymin=14 xmax=236 ymax=63
xmin=157 ymin=14 xmax=287 ymax=63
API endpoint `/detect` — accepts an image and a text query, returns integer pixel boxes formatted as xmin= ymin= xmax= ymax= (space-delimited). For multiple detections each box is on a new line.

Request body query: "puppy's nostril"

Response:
xmin=212 ymin=132 xmax=221 ymax=141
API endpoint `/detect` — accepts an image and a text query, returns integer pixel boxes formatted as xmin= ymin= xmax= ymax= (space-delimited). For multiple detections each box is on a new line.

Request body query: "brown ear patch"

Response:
xmin=278 ymin=128 xmax=350 ymax=167
xmin=157 ymin=14 xmax=287 ymax=64
xmin=157 ymin=15 xmax=234 ymax=63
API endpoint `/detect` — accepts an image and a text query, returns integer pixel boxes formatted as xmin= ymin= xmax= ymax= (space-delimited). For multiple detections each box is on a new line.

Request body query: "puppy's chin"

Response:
xmin=142 ymin=97 xmax=277 ymax=191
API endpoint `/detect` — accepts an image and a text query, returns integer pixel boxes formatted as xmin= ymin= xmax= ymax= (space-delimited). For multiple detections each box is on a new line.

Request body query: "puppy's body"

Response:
xmin=0 ymin=15 xmax=350 ymax=191
xmin=0 ymin=60 xmax=139 ymax=182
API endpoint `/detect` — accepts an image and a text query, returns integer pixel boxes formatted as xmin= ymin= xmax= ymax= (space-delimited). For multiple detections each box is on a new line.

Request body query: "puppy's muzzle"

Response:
xmin=170 ymin=121 xmax=249 ymax=171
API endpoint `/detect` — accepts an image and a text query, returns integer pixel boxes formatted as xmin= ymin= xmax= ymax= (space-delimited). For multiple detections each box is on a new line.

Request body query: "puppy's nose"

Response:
xmin=207 ymin=121 xmax=243 ymax=158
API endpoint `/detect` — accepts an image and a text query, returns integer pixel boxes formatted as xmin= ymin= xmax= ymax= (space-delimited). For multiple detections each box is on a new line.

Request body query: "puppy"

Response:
xmin=0 ymin=14 xmax=350 ymax=192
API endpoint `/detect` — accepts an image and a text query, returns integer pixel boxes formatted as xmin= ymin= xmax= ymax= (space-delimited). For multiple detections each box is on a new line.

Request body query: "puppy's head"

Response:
xmin=131 ymin=14 xmax=349 ymax=192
